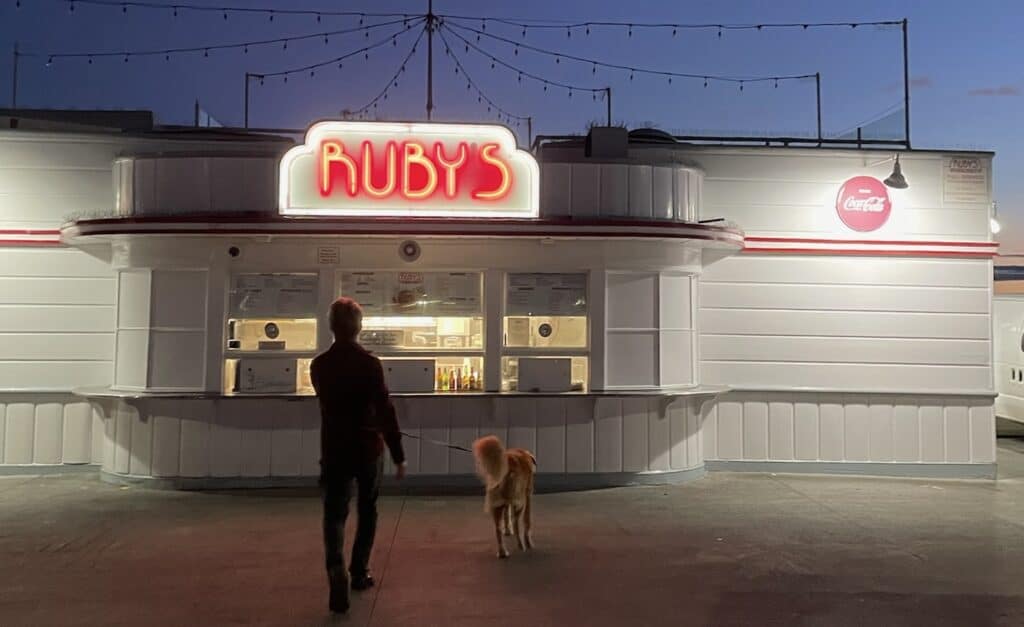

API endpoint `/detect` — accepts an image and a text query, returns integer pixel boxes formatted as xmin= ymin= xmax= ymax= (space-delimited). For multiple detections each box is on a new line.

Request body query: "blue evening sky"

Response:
xmin=2 ymin=0 xmax=1021 ymax=248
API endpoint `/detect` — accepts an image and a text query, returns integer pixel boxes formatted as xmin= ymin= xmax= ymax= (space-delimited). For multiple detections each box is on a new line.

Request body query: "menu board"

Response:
xmin=229 ymin=273 xmax=319 ymax=318
xmin=506 ymin=273 xmax=587 ymax=316
xmin=340 ymin=271 xmax=482 ymax=315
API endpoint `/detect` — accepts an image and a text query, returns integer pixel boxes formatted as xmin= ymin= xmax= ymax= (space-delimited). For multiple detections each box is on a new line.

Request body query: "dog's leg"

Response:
xmin=492 ymin=506 xmax=509 ymax=559
xmin=512 ymin=506 xmax=526 ymax=551
xmin=524 ymin=491 xmax=534 ymax=549
xmin=502 ymin=505 xmax=513 ymax=536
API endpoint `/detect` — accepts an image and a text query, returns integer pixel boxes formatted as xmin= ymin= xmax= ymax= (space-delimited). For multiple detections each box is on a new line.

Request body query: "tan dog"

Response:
xmin=472 ymin=435 xmax=536 ymax=558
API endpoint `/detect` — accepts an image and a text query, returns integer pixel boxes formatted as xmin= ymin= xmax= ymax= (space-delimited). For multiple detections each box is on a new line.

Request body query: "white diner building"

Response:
xmin=0 ymin=111 xmax=999 ymax=488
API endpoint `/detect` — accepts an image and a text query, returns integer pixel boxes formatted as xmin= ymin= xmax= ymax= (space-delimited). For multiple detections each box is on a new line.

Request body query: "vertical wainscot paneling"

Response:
xmin=768 ymin=401 xmax=794 ymax=460
xmin=564 ymin=397 xmax=594 ymax=473
xmin=535 ymin=398 xmax=566 ymax=474
xmin=594 ymin=397 xmax=623 ymax=472
xmin=62 ymin=402 xmax=93 ymax=464
xmin=648 ymin=399 xmax=671 ymax=472
xmin=621 ymin=397 xmax=649 ymax=472
xmin=742 ymin=400 xmax=768 ymax=461
xmin=270 ymin=405 xmax=304 ymax=477
xmin=793 ymin=397 xmax=819 ymax=461
xmin=869 ymin=401 xmax=894 ymax=462
xmin=150 ymin=400 xmax=181 ymax=478
xmin=5 ymin=403 xmax=34 ymax=464
xmin=33 ymin=402 xmax=63 ymax=465
xmin=178 ymin=400 xmax=211 ymax=477
xmin=450 ymin=397 xmax=486 ymax=475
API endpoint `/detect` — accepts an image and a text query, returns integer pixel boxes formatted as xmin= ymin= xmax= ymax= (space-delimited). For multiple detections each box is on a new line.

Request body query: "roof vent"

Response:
xmin=628 ymin=128 xmax=677 ymax=144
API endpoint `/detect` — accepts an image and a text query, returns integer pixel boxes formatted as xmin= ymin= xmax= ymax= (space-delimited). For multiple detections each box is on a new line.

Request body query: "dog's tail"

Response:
xmin=472 ymin=435 xmax=507 ymax=487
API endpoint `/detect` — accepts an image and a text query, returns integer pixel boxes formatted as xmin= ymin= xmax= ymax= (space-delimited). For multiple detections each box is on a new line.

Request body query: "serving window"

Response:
xmin=224 ymin=273 xmax=319 ymax=394
xmin=338 ymin=271 xmax=484 ymax=392
xmin=502 ymin=273 xmax=589 ymax=392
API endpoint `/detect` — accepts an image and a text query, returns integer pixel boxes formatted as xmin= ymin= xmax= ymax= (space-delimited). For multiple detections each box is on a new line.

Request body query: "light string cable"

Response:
xmin=39 ymin=0 xmax=415 ymax=21
xmin=30 ymin=17 xmax=414 ymax=64
xmin=439 ymin=21 xmax=607 ymax=97
xmin=443 ymin=20 xmax=817 ymax=87
xmin=436 ymin=26 xmax=531 ymax=125
xmin=250 ymin=18 xmax=425 ymax=82
xmin=438 ymin=14 xmax=903 ymax=34
xmin=348 ymin=26 xmax=427 ymax=118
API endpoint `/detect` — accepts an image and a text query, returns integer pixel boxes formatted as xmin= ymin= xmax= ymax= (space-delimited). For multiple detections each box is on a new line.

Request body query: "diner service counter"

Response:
xmin=76 ymin=386 xmax=726 ymax=491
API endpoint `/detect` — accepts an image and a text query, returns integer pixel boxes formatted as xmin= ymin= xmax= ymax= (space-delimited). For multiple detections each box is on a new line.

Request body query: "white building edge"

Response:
xmin=0 ymin=111 xmax=999 ymax=487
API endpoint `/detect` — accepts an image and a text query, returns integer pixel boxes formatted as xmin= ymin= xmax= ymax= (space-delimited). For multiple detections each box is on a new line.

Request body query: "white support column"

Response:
xmin=484 ymin=269 xmax=504 ymax=392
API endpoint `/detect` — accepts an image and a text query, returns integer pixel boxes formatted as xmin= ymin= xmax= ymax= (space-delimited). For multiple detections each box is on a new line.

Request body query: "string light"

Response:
xmin=443 ymin=22 xmax=816 ymax=89
xmin=42 ymin=17 xmax=415 ymax=63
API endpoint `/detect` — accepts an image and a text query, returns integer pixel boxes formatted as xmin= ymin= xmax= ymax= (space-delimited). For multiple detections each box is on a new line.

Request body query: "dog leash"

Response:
xmin=399 ymin=430 xmax=473 ymax=454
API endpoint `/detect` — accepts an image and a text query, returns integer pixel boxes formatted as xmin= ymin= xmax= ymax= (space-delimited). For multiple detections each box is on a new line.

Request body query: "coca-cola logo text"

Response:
xmin=835 ymin=176 xmax=892 ymax=232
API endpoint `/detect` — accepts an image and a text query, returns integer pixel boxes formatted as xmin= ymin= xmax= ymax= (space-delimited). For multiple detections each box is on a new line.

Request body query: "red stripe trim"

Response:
xmin=0 ymin=239 xmax=63 ymax=246
xmin=743 ymin=247 xmax=994 ymax=258
xmin=745 ymin=236 xmax=994 ymax=247
xmin=0 ymin=229 xmax=62 ymax=235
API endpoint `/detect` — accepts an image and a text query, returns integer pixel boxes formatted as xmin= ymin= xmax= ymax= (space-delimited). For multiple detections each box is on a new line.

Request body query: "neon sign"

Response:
xmin=279 ymin=121 xmax=539 ymax=218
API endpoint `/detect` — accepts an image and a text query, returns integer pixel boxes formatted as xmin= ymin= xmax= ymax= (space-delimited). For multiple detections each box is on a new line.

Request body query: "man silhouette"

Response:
xmin=310 ymin=297 xmax=406 ymax=614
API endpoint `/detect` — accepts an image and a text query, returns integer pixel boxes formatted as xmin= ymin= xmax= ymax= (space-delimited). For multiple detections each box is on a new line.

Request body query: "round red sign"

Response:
xmin=835 ymin=176 xmax=892 ymax=232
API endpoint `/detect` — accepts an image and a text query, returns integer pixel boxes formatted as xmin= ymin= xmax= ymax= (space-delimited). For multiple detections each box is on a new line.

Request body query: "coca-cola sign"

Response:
xmin=835 ymin=176 xmax=892 ymax=232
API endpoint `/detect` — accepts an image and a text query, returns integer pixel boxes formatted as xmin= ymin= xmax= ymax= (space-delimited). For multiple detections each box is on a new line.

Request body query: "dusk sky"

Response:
xmin=2 ymin=0 xmax=1021 ymax=249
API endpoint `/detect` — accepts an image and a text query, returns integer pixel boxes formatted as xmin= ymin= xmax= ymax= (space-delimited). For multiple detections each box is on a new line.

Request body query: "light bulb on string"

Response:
xmin=629 ymin=71 xmax=634 ymax=81
xmin=592 ymin=63 xmax=596 ymax=74
xmin=338 ymin=62 xmax=343 ymax=69
xmin=739 ymin=81 xmax=744 ymax=91
xmin=269 ymin=11 xmax=274 ymax=21
xmin=555 ymin=56 xmax=560 ymax=64
xmin=317 ymin=13 xmax=322 ymax=23
xmin=172 ymin=6 xmax=177 ymax=17
xmin=244 ymin=45 xmax=248 ymax=54
xmin=325 ymin=35 xmax=329 ymax=44
xmin=69 ymin=1 xmax=74 ymax=12
xmin=522 ymin=27 xmax=527 ymax=38
xmin=568 ymin=89 xmax=572 ymax=98
xmin=204 ymin=49 xmax=208 ymax=57
xmin=123 ymin=54 xmax=129 ymax=63
xmin=514 ymin=45 xmax=518 ymax=56
xmin=87 ymin=56 xmax=92 ymax=65
xmin=465 ymin=44 xmax=469 ymax=53
xmin=366 ymin=31 xmax=370 ymax=39
xmin=283 ymin=41 xmax=288 ymax=50
xmin=481 ymin=19 xmax=486 ymax=30
xmin=703 ymin=77 xmax=708 ymax=87
xmin=774 ymin=79 xmax=778 ymax=88
xmin=365 ymin=51 xmax=369 ymax=60
xmin=165 ymin=53 xmax=170 ymax=61
xmin=260 ymin=77 xmax=264 ymax=86
xmin=672 ymin=27 xmax=677 ymax=36
xmin=284 ymin=75 xmax=288 ymax=83
xmin=567 ymin=27 xmax=571 ymax=38
xmin=543 ymin=82 xmax=547 ymax=92
xmin=46 ymin=56 xmax=53 ymax=67
xmin=717 ymin=27 xmax=722 ymax=38
xmin=668 ymin=76 xmax=672 ymax=84
xmin=586 ymin=26 xmax=590 ymax=35
xmin=121 ymin=3 xmax=126 ymax=14
xmin=517 ymin=72 xmax=522 ymax=83
xmin=392 ymin=36 xmax=397 ymax=46
xmin=223 ymin=11 xmax=227 ymax=20
xmin=491 ymin=61 xmax=495 ymax=69
xmin=628 ymin=24 xmax=632 ymax=37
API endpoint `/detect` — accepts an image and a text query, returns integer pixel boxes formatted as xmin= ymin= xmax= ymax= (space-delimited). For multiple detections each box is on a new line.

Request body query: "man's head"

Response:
xmin=329 ymin=297 xmax=363 ymax=342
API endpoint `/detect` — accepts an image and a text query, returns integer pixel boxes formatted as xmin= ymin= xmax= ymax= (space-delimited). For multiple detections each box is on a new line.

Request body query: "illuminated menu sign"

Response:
xmin=279 ymin=121 xmax=539 ymax=218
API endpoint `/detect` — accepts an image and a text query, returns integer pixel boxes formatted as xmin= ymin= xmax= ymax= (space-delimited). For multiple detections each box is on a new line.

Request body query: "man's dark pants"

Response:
xmin=321 ymin=457 xmax=384 ymax=583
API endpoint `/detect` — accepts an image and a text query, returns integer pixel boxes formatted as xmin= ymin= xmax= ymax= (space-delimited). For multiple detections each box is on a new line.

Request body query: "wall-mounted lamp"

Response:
xmin=991 ymin=201 xmax=1001 ymax=235
xmin=867 ymin=154 xmax=910 ymax=189
xmin=883 ymin=155 xmax=908 ymax=189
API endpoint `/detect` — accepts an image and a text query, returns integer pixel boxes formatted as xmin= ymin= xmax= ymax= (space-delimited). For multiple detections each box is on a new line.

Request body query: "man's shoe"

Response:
xmin=350 ymin=574 xmax=375 ymax=591
xmin=328 ymin=568 xmax=350 ymax=614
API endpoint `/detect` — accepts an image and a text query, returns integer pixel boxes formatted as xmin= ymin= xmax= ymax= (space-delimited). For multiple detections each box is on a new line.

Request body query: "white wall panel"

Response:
xmin=0 ymin=277 xmax=114 ymax=305
xmin=569 ymin=163 xmax=601 ymax=217
xmin=647 ymin=400 xmax=670 ymax=471
xmin=115 ymin=330 xmax=148 ymax=389
xmin=793 ymin=398 xmax=819 ymax=461
xmin=703 ymin=256 xmax=990 ymax=288
xmin=594 ymin=397 xmax=622 ymax=472
xmin=702 ymin=336 xmax=989 ymax=366
xmin=150 ymin=270 xmax=207 ymax=329
xmin=702 ymin=362 xmax=990 ymax=392
xmin=621 ymin=398 xmax=649 ymax=472
xmin=534 ymin=398 xmax=565 ymax=473
xmin=599 ymin=164 xmax=629 ymax=216
xmin=0 ymin=334 xmax=113 ymax=361
xmin=768 ymin=401 xmax=794 ymax=460
xmin=0 ymin=249 xmax=112 ymax=278
xmin=606 ymin=332 xmax=658 ymax=388
xmin=651 ymin=167 xmax=673 ymax=219
xmin=944 ymin=405 xmax=970 ymax=463
xmin=701 ymin=309 xmax=989 ymax=340
xmin=209 ymin=401 xmax=242 ymax=477
xmin=970 ymin=404 xmax=996 ymax=463
xmin=891 ymin=401 xmax=920 ymax=462
xmin=298 ymin=403 xmax=320 ymax=477
xmin=628 ymin=166 xmax=653 ymax=218
xmin=29 ymin=402 xmax=61 ymax=464
xmin=539 ymin=163 xmax=572 ymax=216
xmin=564 ymin=397 xmax=594 ymax=472
xmin=3 ymin=403 xmax=33 ymax=463
xmin=147 ymin=330 xmax=205 ymax=389
xmin=151 ymin=405 xmax=181 ymax=478
xmin=450 ymin=397 xmax=485 ymax=475
xmin=270 ymin=410 xmax=303 ymax=477
xmin=607 ymin=273 xmax=657 ymax=328
xmin=239 ymin=401 xmax=273 ymax=478
xmin=112 ymin=402 xmax=134 ymax=474
xmin=705 ymin=392 xmax=993 ymax=466
xmin=0 ymin=362 xmax=111 ymax=389
xmin=742 ymin=401 xmax=768 ymax=460
xmin=178 ymin=403 xmax=210 ymax=477
xmin=869 ymin=402 xmax=894 ymax=462
xmin=701 ymin=283 xmax=988 ymax=314
xmin=415 ymin=397 xmax=451 ymax=475
xmin=128 ymin=403 xmax=153 ymax=476
xmin=0 ymin=305 xmax=114 ymax=332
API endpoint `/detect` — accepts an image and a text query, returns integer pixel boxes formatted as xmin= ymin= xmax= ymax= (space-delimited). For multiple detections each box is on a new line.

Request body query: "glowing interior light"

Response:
xmin=991 ymin=217 xmax=1002 ymax=234
xmin=361 ymin=141 xmax=398 ymax=198
xmin=402 ymin=142 xmax=439 ymax=200
xmin=363 ymin=316 xmax=437 ymax=328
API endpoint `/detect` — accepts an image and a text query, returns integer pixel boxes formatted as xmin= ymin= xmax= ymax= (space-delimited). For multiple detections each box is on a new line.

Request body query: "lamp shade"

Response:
xmin=883 ymin=155 xmax=909 ymax=189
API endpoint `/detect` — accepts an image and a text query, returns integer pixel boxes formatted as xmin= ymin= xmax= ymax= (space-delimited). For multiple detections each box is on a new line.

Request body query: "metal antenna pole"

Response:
xmin=902 ymin=18 xmax=910 ymax=148
xmin=605 ymin=87 xmax=612 ymax=126
xmin=244 ymin=72 xmax=252 ymax=129
xmin=527 ymin=116 xmax=533 ymax=147
xmin=426 ymin=0 xmax=434 ymax=120
xmin=11 ymin=42 xmax=19 ymax=108
xmin=815 ymin=72 xmax=822 ymax=145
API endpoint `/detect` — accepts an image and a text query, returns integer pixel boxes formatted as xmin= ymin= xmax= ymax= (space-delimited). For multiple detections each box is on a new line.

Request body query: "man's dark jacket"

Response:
xmin=310 ymin=341 xmax=405 ymax=477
